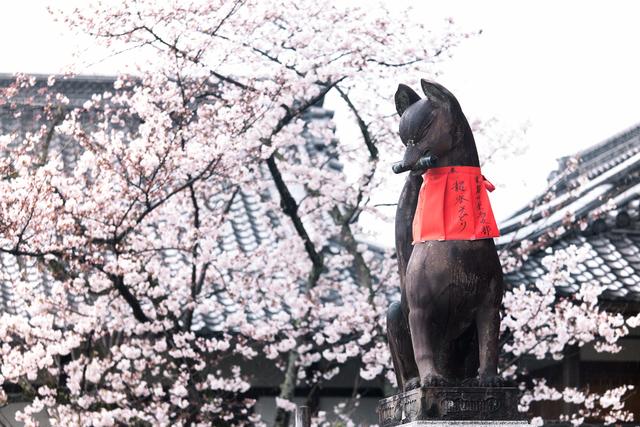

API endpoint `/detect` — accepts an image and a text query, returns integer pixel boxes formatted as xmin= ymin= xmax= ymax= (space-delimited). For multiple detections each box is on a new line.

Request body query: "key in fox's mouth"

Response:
xmin=391 ymin=154 xmax=438 ymax=174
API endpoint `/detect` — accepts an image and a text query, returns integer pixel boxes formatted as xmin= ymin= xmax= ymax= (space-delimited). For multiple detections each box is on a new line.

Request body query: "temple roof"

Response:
xmin=0 ymin=73 xmax=116 ymax=107
xmin=500 ymin=123 xmax=640 ymax=303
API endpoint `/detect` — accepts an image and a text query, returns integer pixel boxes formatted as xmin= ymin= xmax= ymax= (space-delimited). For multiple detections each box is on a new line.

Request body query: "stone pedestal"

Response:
xmin=377 ymin=387 xmax=525 ymax=427
xmin=395 ymin=422 xmax=529 ymax=427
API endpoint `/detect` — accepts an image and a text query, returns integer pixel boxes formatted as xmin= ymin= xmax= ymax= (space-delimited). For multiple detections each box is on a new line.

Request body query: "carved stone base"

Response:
xmin=377 ymin=387 xmax=524 ymax=427
xmin=397 ymin=422 xmax=530 ymax=427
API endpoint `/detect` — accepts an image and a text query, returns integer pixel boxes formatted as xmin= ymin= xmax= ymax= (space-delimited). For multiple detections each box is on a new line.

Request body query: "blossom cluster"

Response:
xmin=502 ymin=245 xmax=637 ymax=424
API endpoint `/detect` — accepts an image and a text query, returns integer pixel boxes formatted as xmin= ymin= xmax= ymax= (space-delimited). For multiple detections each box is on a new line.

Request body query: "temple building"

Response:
xmin=499 ymin=124 xmax=640 ymax=418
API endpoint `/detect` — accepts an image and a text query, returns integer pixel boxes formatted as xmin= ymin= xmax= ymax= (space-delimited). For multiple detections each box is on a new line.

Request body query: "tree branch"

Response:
xmin=267 ymin=155 xmax=323 ymax=287
xmin=110 ymin=156 xmax=221 ymax=245
xmin=107 ymin=272 xmax=150 ymax=323
xmin=330 ymin=206 xmax=374 ymax=303
xmin=335 ymin=85 xmax=378 ymax=159
xmin=269 ymin=78 xmax=344 ymax=139
xmin=335 ymin=85 xmax=379 ymax=223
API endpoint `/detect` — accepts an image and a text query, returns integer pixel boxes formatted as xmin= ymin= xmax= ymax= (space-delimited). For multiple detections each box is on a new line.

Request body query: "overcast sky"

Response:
xmin=428 ymin=1 xmax=640 ymax=218
xmin=2 ymin=1 xmax=640 ymax=244
xmin=331 ymin=1 xmax=640 ymax=244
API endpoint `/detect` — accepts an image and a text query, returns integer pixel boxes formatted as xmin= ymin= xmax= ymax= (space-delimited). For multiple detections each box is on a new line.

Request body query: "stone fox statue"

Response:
xmin=386 ymin=80 xmax=504 ymax=391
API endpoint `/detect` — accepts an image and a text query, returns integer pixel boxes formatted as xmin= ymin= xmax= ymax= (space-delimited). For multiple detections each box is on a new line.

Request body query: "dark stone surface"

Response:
xmin=377 ymin=387 xmax=523 ymax=426
xmin=388 ymin=80 xmax=504 ymax=389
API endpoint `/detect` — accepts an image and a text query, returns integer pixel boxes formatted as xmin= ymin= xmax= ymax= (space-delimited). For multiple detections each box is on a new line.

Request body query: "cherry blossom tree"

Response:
xmin=495 ymin=156 xmax=640 ymax=425
xmin=0 ymin=1 xmax=468 ymax=426
xmin=0 ymin=1 xmax=637 ymax=426
xmin=500 ymin=245 xmax=639 ymax=425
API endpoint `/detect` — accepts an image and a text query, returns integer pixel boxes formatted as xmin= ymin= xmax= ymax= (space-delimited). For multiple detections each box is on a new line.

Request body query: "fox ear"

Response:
xmin=394 ymin=84 xmax=421 ymax=116
xmin=420 ymin=79 xmax=455 ymax=106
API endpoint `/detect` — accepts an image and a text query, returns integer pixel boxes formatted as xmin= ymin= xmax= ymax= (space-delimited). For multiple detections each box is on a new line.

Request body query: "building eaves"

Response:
xmin=501 ymin=122 xmax=640 ymax=305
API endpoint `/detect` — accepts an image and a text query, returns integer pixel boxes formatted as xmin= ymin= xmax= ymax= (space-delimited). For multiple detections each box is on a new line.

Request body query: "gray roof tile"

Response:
xmin=502 ymin=122 xmax=640 ymax=302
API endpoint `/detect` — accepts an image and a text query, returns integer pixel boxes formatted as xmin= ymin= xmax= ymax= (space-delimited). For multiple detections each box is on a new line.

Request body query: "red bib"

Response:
xmin=412 ymin=166 xmax=500 ymax=243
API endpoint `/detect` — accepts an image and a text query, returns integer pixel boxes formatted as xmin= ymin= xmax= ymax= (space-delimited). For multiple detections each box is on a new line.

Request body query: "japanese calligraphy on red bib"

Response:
xmin=412 ymin=166 xmax=500 ymax=243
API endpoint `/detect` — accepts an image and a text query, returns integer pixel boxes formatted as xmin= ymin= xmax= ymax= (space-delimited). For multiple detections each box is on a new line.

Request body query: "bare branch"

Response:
xmin=266 ymin=154 xmax=323 ymax=287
